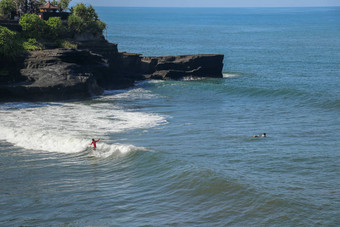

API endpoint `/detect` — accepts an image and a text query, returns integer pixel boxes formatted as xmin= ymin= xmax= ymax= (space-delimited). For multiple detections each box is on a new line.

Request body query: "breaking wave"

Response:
xmin=0 ymin=91 xmax=166 ymax=155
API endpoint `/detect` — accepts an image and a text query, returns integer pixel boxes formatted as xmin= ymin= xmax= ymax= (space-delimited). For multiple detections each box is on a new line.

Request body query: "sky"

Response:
xmin=71 ymin=0 xmax=340 ymax=7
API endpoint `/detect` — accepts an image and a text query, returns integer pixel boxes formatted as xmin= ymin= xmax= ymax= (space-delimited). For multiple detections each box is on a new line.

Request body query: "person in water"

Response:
xmin=254 ymin=133 xmax=266 ymax=138
xmin=90 ymin=138 xmax=100 ymax=150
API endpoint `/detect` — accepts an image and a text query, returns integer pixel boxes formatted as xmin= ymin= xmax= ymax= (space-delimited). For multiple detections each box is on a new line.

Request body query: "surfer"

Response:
xmin=90 ymin=138 xmax=100 ymax=150
xmin=254 ymin=133 xmax=266 ymax=138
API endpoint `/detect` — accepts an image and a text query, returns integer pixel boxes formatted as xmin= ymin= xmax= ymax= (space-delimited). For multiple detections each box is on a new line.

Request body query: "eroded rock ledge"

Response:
xmin=0 ymin=39 xmax=224 ymax=101
xmin=142 ymin=55 xmax=224 ymax=80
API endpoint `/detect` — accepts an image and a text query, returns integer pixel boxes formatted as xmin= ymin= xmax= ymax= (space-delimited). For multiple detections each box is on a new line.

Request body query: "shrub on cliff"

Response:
xmin=67 ymin=14 xmax=83 ymax=33
xmin=45 ymin=17 xmax=64 ymax=39
xmin=23 ymin=38 xmax=43 ymax=51
xmin=68 ymin=3 xmax=106 ymax=35
xmin=54 ymin=39 xmax=77 ymax=49
xmin=20 ymin=14 xmax=66 ymax=41
xmin=0 ymin=26 xmax=23 ymax=58
xmin=19 ymin=14 xmax=47 ymax=39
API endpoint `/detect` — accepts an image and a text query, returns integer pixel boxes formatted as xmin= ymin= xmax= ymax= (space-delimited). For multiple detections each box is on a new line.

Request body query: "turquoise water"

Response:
xmin=1 ymin=7 xmax=339 ymax=226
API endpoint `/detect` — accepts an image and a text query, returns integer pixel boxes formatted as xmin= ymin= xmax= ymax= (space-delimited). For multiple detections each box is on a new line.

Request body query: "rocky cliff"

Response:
xmin=0 ymin=38 xmax=224 ymax=101
xmin=0 ymin=49 xmax=105 ymax=101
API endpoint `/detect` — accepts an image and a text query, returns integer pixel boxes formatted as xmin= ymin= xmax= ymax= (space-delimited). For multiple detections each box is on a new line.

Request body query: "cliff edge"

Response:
xmin=0 ymin=38 xmax=224 ymax=101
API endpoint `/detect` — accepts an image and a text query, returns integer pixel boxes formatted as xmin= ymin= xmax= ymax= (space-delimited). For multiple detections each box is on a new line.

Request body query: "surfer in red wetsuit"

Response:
xmin=90 ymin=138 xmax=100 ymax=150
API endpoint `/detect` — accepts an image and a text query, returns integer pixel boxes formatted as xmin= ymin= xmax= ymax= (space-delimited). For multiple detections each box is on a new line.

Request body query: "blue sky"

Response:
xmin=71 ymin=0 xmax=340 ymax=7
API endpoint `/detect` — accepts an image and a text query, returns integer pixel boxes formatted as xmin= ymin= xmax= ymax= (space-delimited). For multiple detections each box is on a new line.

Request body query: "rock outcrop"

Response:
xmin=0 ymin=49 xmax=105 ymax=101
xmin=141 ymin=54 xmax=224 ymax=80
xmin=0 ymin=39 xmax=224 ymax=101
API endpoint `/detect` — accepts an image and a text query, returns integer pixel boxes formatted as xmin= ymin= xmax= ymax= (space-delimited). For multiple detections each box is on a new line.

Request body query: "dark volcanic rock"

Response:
xmin=77 ymin=40 xmax=136 ymax=89
xmin=142 ymin=54 xmax=224 ymax=80
xmin=0 ymin=49 xmax=105 ymax=101
xmin=0 ymin=38 xmax=224 ymax=101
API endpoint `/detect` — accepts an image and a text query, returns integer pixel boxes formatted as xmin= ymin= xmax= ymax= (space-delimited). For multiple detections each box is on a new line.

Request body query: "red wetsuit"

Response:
xmin=90 ymin=139 xmax=100 ymax=148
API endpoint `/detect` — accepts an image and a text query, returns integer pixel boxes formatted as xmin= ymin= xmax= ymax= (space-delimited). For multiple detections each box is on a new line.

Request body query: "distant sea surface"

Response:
xmin=1 ymin=7 xmax=339 ymax=226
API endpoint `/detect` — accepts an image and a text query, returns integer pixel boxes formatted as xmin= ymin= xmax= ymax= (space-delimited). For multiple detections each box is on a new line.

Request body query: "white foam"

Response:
xmin=180 ymin=74 xmax=241 ymax=80
xmin=0 ymin=125 xmax=87 ymax=153
xmin=0 ymin=98 xmax=166 ymax=154
xmin=223 ymin=73 xmax=241 ymax=78
xmin=183 ymin=76 xmax=208 ymax=81
xmin=103 ymin=87 xmax=157 ymax=100
xmin=91 ymin=143 xmax=144 ymax=158
xmin=0 ymin=123 xmax=143 ymax=155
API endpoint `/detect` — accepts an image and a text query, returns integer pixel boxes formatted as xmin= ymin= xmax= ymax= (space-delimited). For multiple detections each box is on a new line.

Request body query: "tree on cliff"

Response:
xmin=19 ymin=13 xmax=46 ymax=39
xmin=19 ymin=13 xmax=64 ymax=40
xmin=45 ymin=16 xmax=63 ymax=38
xmin=68 ymin=3 xmax=106 ymax=36
xmin=51 ymin=0 xmax=70 ymax=12
xmin=0 ymin=0 xmax=47 ymax=18
xmin=0 ymin=0 xmax=16 ymax=19
xmin=25 ymin=0 xmax=46 ymax=14
xmin=0 ymin=25 xmax=23 ymax=58
xmin=14 ymin=0 xmax=46 ymax=15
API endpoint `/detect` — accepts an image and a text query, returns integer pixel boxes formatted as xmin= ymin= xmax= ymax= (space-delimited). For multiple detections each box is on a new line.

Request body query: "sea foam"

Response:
xmin=0 ymin=96 xmax=166 ymax=154
xmin=223 ymin=73 xmax=241 ymax=78
xmin=0 ymin=123 xmax=143 ymax=156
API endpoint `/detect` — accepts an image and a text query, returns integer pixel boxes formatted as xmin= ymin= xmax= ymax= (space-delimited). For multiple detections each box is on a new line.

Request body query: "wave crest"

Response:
xmin=0 ymin=98 xmax=165 ymax=154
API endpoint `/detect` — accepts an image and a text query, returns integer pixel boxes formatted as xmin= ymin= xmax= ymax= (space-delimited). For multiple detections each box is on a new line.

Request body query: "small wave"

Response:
xmin=0 ymin=97 xmax=166 ymax=154
xmin=169 ymin=167 xmax=246 ymax=197
xmin=0 ymin=124 xmax=144 ymax=156
xmin=226 ymin=84 xmax=309 ymax=100
xmin=103 ymin=87 xmax=158 ymax=101
xmin=0 ymin=125 xmax=87 ymax=153
xmin=182 ymin=73 xmax=241 ymax=81
xmin=147 ymin=79 xmax=166 ymax=84
xmin=89 ymin=143 xmax=145 ymax=158
xmin=223 ymin=73 xmax=242 ymax=78
xmin=183 ymin=76 xmax=210 ymax=81
xmin=316 ymin=98 xmax=340 ymax=110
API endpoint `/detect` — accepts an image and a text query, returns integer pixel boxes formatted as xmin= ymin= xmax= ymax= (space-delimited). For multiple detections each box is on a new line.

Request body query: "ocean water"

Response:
xmin=1 ymin=7 xmax=340 ymax=226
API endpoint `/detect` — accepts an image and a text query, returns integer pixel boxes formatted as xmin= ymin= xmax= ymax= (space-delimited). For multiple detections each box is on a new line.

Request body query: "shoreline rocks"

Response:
xmin=142 ymin=54 xmax=224 ymax=80
xmin=0 ymin=39 xmax=224 ymax=102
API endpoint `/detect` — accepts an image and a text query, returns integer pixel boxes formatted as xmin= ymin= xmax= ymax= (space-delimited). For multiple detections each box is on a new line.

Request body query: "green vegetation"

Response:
xmin=19 ymin=14 xmax=64 ymax=40
xmin=68 ymin=3 xmax=106 ymax=35
xmin=0 ymin=2 xmax=106 ymax=58
xmin=1 ymin=0 xmax=48 ymax=17
xmin=51 ymin=0 xmax=71 ymax=12
xmin=0 ymin=0 xmax=16 ymax=19
xmin=18 ymin=3 xmax=106 ymax=39
xmin=22 ymin=38 xmax=42 ymax=51
xmin=56 ymin=39 xmax=77 ymax=49
xmin=19 ymin=14 xmax=46 ymax=39
xmin=0 ymin=26 xmax=23 ymax=58
xmin=45 ymin=16 xmax=64 ymax=39
xmin=0 ymin=25 xmax=43 ymax=58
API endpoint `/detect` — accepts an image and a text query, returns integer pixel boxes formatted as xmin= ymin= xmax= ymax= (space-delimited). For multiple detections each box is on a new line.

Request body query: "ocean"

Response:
xmin=1 ymin=7 xmax=339 ymax=226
